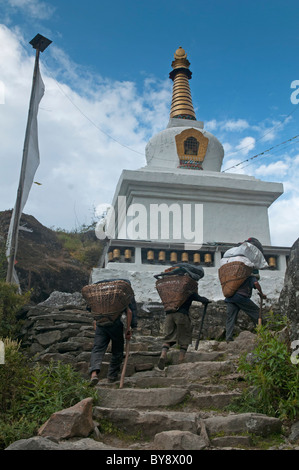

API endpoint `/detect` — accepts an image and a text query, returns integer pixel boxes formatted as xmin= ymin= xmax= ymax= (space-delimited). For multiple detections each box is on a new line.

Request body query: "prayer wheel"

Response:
xmin=158 ymin=251 xmax=166 ymax=263
xmin=170 ymin=252 xmax=177 ymax=264
xmin=147 ymin=250 xmax=154 ymax=262
xmin=113 ymin=249 xmax=120 ymax=261
xmin=204 ymin=253 xmax=212 ymax=264
xmin=124 ymin=249 xmax=131 ymax=261
xmin=268 ymin=256 xmax=276 ymax=269
xmin=108 ymin=251 xmax=113 ymax=262
xmin=193 ymin=253 xmax=201 ymax=264
xmin=181 ymin=252 xmax=189 ymax=262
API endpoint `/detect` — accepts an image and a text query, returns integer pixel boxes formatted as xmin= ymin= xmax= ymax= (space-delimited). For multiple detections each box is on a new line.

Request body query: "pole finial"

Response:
xmin=29 ymin=34 xmax=52 ymax=52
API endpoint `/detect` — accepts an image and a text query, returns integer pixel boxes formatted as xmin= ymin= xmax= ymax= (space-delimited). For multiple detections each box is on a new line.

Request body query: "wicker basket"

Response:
xmin=218 ymin=261 xmax=253 ymax=298
xmin=155 ymin=274 xmax=198 ymax=313
xmin=81 ymin=280 xmax=134 ymax=319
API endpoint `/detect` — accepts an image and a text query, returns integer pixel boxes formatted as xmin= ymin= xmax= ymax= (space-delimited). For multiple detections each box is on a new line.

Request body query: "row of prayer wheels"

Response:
xmin=146 ymin=250 xmax=212 ymax=265
xmin=108 ymin=249 xmax=213 ymax=265
xmin=108 ymin=249 xmax=278 ymax=269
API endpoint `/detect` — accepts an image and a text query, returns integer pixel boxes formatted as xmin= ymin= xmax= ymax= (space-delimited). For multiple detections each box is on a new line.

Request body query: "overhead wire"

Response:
xmin=42 ymin=60 xmax=145 ymax=157
xmin=222 ymin=134 xmax=299 ymax=172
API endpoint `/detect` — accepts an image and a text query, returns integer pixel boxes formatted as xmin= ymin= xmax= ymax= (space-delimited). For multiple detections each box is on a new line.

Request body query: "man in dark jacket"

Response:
xmin=89 ymin=296 xmax=138 ymax=386
xmin=158 ymin=291 xmax=210 ymax=370
xmin=225 ymin=274 xmax=267 ymax=342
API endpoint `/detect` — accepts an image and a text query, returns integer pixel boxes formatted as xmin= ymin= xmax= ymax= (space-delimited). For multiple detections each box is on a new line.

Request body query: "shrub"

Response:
xmin=0 ymin=340 xmax=98 ymax=449
xmin=0 ymin=281 xmax=31 ymax=338
xmin=235 ymin=314 xmax=299 ymax=421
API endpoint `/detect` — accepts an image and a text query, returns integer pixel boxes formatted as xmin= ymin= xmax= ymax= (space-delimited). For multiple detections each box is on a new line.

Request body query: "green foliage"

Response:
xmin=20 ymin=361 xmax=98 ymax=420
xmin=0 ymin=340 xmax=98 ymax=449
xmin=0 ymin=240 xmax=7 ymax=280
xmin=233 ymin=313 xmax=299 ymax=420
xmin=0 ymin=281 xmax=31 ymax=338
xmin=56 ymin=229 xmax=101 ymax=268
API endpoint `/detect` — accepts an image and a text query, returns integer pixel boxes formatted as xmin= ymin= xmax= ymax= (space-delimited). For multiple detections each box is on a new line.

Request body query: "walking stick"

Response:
xmin=119 ymin=340 xmax=130 ymax=389
xmin=258 ymin=296 xmax=263 ymax=326
xmin=195 ymin=303 xmax=209 ymax=350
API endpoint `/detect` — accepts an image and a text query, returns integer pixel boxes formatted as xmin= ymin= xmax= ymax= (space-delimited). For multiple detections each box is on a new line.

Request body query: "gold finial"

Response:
xmin=169 ymin=47 xmax=196 ymax=120
xmin=172 ymin=46 xmax=190 ymax=69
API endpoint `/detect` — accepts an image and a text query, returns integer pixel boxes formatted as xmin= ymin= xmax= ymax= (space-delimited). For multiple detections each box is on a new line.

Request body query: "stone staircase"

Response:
xmin=91 ymin=331 xmax=284 ymax=450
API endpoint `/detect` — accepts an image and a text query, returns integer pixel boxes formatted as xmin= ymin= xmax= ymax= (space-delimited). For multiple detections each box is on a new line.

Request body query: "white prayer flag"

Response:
xmin=6 ymin=62 xmax=45 ymax=284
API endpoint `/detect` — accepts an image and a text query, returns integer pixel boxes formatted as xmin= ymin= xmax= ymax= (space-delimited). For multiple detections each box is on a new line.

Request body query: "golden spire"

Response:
xmin=169 ymin=47 xmax=196 ymax=120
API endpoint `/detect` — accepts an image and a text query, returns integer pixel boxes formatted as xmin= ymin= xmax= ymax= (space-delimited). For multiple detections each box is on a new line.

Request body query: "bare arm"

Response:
xmin=254 ymin=281 xmax=267 ymax=299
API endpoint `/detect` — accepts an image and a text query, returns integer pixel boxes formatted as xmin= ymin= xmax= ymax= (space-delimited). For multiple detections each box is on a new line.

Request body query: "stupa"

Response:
xmin=92 ymin=47 xmax=289 ymax=301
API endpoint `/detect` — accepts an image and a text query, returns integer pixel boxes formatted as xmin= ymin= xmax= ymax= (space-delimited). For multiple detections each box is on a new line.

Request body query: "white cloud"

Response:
xmin=269 ymin=196 xmax=299 ymax=247
xmin=221 ymin=119 xmax=249 ymax=132
xmin=235 ymin=136 xmax=256 ymax=156
xmin=0 ymin=24 xmax=170 ymax=230
xmin=3 ymin=0 xmax=55 ymax=20
xmin=254 ymin=160 xmax=289 ymax=177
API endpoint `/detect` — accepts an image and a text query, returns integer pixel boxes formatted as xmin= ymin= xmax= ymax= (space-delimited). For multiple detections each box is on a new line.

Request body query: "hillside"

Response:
xmin=0 ymin=211 xmax=103 ymax=302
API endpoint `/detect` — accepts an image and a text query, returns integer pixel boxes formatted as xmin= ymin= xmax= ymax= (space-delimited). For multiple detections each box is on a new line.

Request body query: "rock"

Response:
xmin=38 ymin=291 xmax=86 ymax=309
xmin=211 ymin=435 xmax=252 ymax=448
xmin=96 ymin=387 xmax=189 ymax=408
xmin=204 ymin=413 xmax=282 ymax=437
xmin=58 ymin=438 xmax=124 ymax=450
xmin=5 ymin=436 xmax=123 ymax=451
xmin=35 ymin=330 xmax=62 ymax=346
xmin=190 ymin=391 xmax=241 ymax=409
xmin=279 ymin=238 xmax=299 ymax=342
xmin=217 ymin=331 xmax=258 ymax=354
xmin=154 ymin=430 xmax=207 ymax=450
xmin=5 ymin=436 xmax=61 ymax=450
xmin=166 ymin=360 xmax=234 ymax=380
xmin=38 ymin=397 xmax=94 ymax=440
xmin=288 ymin=420 xmax=299 ymax=444
xmin=93 ymin=408 xmax=201 ymax=438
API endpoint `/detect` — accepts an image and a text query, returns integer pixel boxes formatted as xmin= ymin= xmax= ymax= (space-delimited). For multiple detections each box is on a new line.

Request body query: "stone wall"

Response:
xmin=19 ymin=291 xmax=279 ymax=378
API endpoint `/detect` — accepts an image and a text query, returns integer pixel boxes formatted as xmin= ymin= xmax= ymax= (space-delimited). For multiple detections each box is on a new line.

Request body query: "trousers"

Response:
xmin=89 ymin=317 xmax=124 ymax=379
xmin=225 ymin=297 xmax=259 ymax=341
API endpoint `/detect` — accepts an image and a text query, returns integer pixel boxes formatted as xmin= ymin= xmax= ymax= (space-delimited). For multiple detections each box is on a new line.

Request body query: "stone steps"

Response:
xmin=90 ymin=333 xmax=286 ymax=450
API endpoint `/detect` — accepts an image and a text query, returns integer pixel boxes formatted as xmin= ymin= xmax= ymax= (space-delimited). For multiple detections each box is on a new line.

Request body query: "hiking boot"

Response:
xmin=89 ymin=376 xmax=99 ymax=387
xmin=157 ymin=356 xmax=166 ymax=370
xmin=107 ymin=376 xmax=119 ymax=383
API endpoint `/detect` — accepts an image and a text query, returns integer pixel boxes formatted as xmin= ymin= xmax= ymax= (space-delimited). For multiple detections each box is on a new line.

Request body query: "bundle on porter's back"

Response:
xmin=218 ymin=238 xmax=268 ymax=298
xmin=155 ymin=263 xmax=204 ymax=313
xmin=82 ymin=279 xmax=133 ymax=323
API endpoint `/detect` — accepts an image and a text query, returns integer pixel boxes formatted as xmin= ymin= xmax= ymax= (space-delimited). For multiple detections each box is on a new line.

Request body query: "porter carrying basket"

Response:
xmin=155 ymin=274 xmax=198 ymax=313
xmin=82 ymin=279 xmax=134 ymax=322
xmin=218 ymin=261 xmax=253 ymax=298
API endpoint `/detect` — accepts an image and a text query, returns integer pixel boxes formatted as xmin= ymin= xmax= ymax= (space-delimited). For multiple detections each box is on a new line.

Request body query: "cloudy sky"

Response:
xmin=0 ymin=0 xmax=298 ymax=247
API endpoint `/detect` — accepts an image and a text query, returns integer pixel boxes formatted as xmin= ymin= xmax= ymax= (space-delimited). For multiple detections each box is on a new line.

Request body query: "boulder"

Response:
xmin=279 ymin=238 xmax=299 ymax=342
xmin=154 ymin=430 xmax=207 ymax=450
xmin=38 ymin=397 xmax=94 ymax=440
xmin=204 ymin=413 xmax=282 ymax=437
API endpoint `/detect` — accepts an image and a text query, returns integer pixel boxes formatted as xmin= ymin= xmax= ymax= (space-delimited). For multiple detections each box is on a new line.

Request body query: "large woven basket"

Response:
xmin=82 ymin=280 xmax=134 ymax=319
xmin=155 ymin=274 xmax=198 ymax=313
xmin=218 ymin=261 xmax=253 ymax=298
